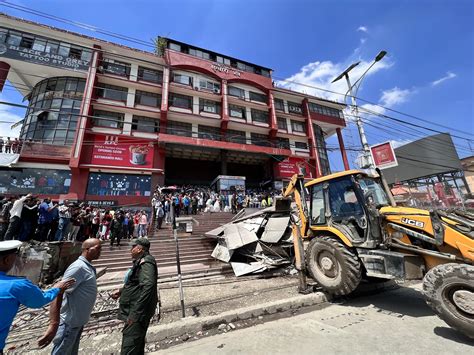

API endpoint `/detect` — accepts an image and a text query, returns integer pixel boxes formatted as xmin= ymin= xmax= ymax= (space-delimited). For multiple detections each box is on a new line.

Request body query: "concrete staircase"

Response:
xmin=94 ymin=212 xmax=234 ymax=287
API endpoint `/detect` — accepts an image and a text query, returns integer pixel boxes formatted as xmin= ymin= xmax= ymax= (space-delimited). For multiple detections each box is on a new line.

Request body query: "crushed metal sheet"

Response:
xmin=260 ymin=217 xmax=290 ymax=243
xmin=205 ymin=225 xmax=225 ymax=238
xmin=240 ymin=217 xmax=266 ymax=233
xmin=211 ymin=244 xmax=233 ymax=262
xmin=231 ymin=206 xmax=276 ymax=223
xmin=230 ymin=261 xmax=267 ymax=277
xmin=224 ymin=224 xmax=258 ymax=250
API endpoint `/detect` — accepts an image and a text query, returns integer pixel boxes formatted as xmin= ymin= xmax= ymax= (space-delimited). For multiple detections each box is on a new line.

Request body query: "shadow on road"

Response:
xmin=433 ymin=327 xmax=474 ymax=346
xmin=342 ymin=285 xmax=434 ymax=318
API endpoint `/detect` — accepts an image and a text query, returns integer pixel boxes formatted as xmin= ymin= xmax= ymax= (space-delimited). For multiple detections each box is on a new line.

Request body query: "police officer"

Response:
xmin=0 ymin=240 xmax=74 ymax=354
xmin=111 ymin=238 xmax=159 ymax=355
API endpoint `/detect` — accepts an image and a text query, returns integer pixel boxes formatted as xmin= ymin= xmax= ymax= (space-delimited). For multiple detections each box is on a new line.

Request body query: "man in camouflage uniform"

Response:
xmin=111 ymin=238 xmax=158 ymax=355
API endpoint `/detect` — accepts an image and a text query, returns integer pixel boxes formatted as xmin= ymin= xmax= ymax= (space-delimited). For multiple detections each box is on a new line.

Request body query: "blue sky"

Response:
xmin=1 ymin=0 xmax=473 ymax=171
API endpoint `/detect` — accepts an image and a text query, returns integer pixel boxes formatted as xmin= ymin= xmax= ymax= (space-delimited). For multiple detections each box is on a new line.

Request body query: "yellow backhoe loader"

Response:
xmin=281 ymin=169 xmax=474 ymax=338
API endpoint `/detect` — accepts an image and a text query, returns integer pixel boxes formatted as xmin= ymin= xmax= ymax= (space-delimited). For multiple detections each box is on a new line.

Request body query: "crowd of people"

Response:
xmin=150 ymin=184 xmax=281 ymax=224
xmin=0 ymin=194 xmax=151 ymax=247
xmin=0 ymin=137 xmax=23 ymax=154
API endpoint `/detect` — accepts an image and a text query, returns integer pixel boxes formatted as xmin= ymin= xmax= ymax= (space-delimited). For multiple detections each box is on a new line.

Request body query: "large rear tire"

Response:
xmin=305 ymin=236 xmax=362 ymax=296
xmin=423 ymin=263 xmax=474 ymax=339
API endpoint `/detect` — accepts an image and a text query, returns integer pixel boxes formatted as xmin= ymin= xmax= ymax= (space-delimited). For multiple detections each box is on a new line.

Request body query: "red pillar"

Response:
xmin=0 ymin=62 xmax=10 ymax=92
xmin=337 ymin=128 xmax=350 ymax=170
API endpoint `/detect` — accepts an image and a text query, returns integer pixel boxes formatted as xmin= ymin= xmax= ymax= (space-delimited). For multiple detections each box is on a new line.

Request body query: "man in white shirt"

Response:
xmin=4 ymin=194 xmax=32 ymax=241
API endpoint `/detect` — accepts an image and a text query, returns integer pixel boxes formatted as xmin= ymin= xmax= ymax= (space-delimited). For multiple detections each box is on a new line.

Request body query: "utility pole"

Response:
xmin=332 ymin=51 xmax=387 ymax=172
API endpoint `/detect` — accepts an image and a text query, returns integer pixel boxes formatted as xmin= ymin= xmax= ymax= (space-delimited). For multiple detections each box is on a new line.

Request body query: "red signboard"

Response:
xmin=370 ymin=141 xmax=398 ymax=169
xmin=91 ymin=135 xmax=154 ymax=168
xmin=275 ymin=157 xmax=313 ymax=179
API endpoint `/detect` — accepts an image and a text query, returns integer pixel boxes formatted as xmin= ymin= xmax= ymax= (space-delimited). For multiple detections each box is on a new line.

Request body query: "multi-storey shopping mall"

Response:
xmin=0 ymin=13 xmax=350 ymax=207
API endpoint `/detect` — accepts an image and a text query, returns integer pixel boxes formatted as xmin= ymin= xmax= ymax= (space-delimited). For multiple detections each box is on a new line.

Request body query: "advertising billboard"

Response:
xmin=275 ymin=157 xmax=313 ymax=179
xmin=91 ymin=135 xmax=155 ymax=169
xmin=382 ymin=133 xmax=462 ymax=184
xmin=370 ymin=141 xmax=398 ymax=169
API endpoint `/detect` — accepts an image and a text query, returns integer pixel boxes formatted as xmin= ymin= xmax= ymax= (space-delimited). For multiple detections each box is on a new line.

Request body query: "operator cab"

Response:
xmin=307 ymin=171 xmax=390 ymax=247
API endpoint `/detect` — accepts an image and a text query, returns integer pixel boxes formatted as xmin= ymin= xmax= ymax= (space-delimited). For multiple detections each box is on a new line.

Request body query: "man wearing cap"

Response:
xmin=37 ymin=238 xmax=102 ymax=354
xmin=111 ymin=238 xmax=159 ymax=355
xmin=0 ymin=240 xmax=74 ymax=354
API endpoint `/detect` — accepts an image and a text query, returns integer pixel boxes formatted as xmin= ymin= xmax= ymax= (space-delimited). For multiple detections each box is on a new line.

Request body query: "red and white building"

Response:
xmin=0 ymin=13 xmax=350 ymax=207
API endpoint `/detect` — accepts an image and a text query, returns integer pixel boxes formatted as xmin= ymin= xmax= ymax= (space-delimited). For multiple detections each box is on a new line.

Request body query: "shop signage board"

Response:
xmin=91 ymin=135 xmax=154 ymax=169
xmin=0 ymin=43 xmax=90 ymax=71
xmin=86 ymin=200 xmax=118 ymax=207
xmin=276 ymin=157 xmax=313 ymax=179
xmin=370 ymin=141 xmax=398 ymax=169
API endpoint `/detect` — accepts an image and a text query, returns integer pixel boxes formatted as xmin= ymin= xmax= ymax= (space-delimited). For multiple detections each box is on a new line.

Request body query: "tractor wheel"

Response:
xmin=305 ymin=236 xmax=362 ymax=296
xmin=423 ymin=263 xmax=474 ymax=339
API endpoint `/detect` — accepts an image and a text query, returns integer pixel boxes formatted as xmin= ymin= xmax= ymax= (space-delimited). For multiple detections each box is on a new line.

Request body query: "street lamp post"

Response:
xmin=332 ymin=51 xmax=387 ymax=171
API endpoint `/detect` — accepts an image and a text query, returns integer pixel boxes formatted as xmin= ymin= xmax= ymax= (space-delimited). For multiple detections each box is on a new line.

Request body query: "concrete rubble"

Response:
xmin=206 ymin=205 xmax=295 ymax=276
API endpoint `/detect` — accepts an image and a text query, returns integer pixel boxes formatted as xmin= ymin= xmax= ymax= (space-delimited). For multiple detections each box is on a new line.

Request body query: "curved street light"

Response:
xmin=332 ymin=51 xmax=387 ymax=170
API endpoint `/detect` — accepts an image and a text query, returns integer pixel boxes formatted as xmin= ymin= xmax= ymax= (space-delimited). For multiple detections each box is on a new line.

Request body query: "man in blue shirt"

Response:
xmin=35 ymin=198 xmax=58 ymax=242
xmin=0 ymin=240 xmax=74 ymax=354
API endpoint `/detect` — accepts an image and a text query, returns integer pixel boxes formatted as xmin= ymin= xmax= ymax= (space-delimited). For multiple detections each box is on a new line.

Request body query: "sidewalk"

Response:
xmin=8 ymin=274 xmax=395 ymax=354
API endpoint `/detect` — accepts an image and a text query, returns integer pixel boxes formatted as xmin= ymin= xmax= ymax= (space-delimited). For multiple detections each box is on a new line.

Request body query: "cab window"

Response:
xmin=311 ymin=184 xmax=326 ymax=224
xmin=328 ymin=178 xmax=364 ymax=219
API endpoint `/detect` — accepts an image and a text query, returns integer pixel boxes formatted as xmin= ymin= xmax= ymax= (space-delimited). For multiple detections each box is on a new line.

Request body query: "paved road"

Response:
xmin=158 ymin=283 xmax=474 ymax=354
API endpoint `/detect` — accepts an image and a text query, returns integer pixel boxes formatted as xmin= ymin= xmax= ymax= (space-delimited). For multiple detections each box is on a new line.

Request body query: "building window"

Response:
xmin=249 ymin=91 xmax=267 ymax=104
xmin=276 ymin=137 xmax=290 ymax=149
xmin=226 ymin=129 xmax=246 ymax=144
xmin=313 ymin=124 xmax=331 ymax=175
xmin=135 ymin=90 xmax=161 ymax=107
xmin=169 ymin=42 xmax=181 ymax=51
xmin=92 ymin=110 xmax=124 ymax=129
xmin=291 ymin=120 xmax=306 ymax=133
xmin=169 ymin=93 xmax=193 ymax=110
xmin=199 ymin=79 xmax=221 ymax=93
xmin=251 ymin=132 xmax=270 ymax=147
xmin=228 ymin=86 xmax=245 ymax=99
xmin=198 ymin=125 xmax=221 ymax=140
xmin=274 ymin=98 xmax=285 ymax=111
xmin=216 ymin=56 xmax=231 ymax=66
xmin=308 ymin=102 xmax=344 ymax=119
xmin=138 ymin=67 xmax=163 ymax=84
xmin=188 ymin=48 xmax=211 ymax=60
xmin=19 ymin=76 xmax=85 ymax=146
xmin=251 ymin=109 xmax=269 ymax=124
xmin=101 ymin=59 xmax=131 ymax=78
xmin=132 ymin=115 xmax=159 ymax=133
xmin=199 ymin=99 xmax=221 ymax=114
xmin=295 ymin=141 xmax=308 ymax=150
xmin=167 ymin=120 xmax=192 ymax=137
xmin=86 ymin=172 xmax=151 ymax=197
xmin=97 ymin=84 xmax=128 ymax=102
xmin=172 ymin=73 xmax=193 ymax=86
xmin=229 ymin=104 xmax=246 ymax=119
xmin=288 ymin=101 xmax=303 ymax=115
xmin=277 ymin=117 xmax=287 ymax=131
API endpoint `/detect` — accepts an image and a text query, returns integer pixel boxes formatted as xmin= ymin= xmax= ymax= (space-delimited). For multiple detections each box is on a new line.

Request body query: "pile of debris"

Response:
xmin=206 ymin=204 xmax=295 ymax=276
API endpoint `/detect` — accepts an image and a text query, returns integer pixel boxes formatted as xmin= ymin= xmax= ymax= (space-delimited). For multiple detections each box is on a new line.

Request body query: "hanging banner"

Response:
xmin=91 ymin=135 xmax=154 ymax=169
xmin=275 ymin=157 xmax=313 ymax=179
xmin=370 ymin=141 xmax=398 ymax=169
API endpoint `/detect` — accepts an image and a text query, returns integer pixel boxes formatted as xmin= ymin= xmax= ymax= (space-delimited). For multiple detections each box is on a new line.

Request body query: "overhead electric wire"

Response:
xmin=2 ymin=2 xmax=473 ymax=144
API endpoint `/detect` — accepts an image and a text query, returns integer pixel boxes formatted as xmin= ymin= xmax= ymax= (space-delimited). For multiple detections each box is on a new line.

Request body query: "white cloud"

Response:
xmin=359 ymin=103 xmax=386 ymax=116
xmin=357 ymin=26 xmax=368 ymax=33
xmin=0 ymin=93 xmax=23 ymax=139
xmin=431 ymin=71 xmax=456 ymax=86
xmin=360 ymin=38 xmax=367 ymax=45
xmin=276 ymin=57 xmax=392 ymax=103
xmin=380 ymin=87 xmax=413 ymax=107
